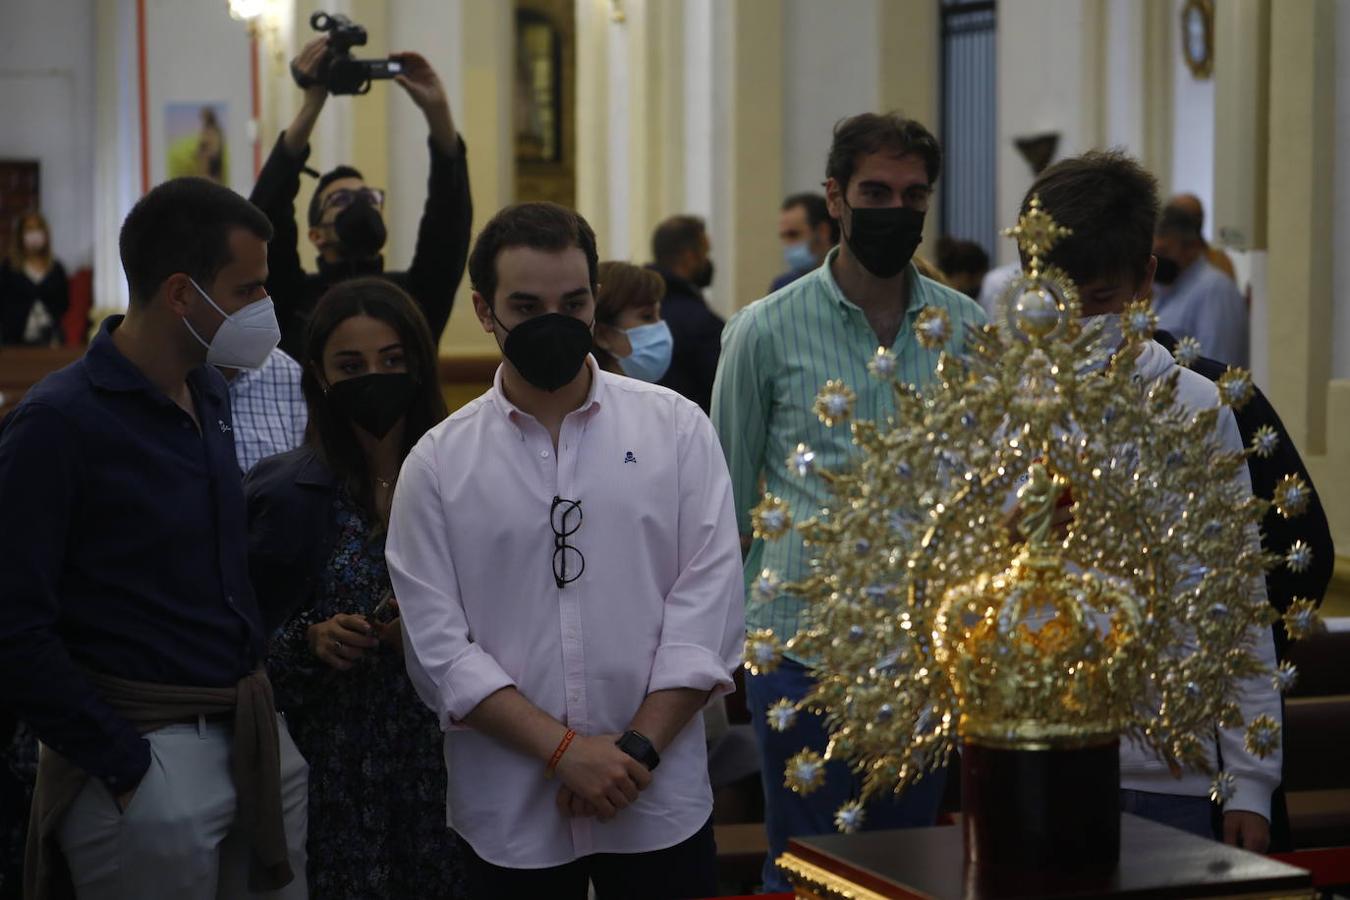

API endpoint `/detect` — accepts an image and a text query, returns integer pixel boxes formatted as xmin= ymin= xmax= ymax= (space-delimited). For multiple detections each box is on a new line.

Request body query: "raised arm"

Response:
xmin=391 ymin=51 xmax=473 ymax=344
xmin=250 ymin=37 xmax=330 ymax=355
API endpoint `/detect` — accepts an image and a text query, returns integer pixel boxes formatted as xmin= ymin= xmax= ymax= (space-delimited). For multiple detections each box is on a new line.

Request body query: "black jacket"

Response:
xmin=0 ymin=259 xmax=68 ymax=346
xmin=1155 ymin=331 xmax=1335 ymax=658
xmin=249 ymin=134 xmax=473 ymax=358
xmin=653 ymin=268 xmax=725 ymax=414
xmin=243 ymin=446 xmax=342 ymax=630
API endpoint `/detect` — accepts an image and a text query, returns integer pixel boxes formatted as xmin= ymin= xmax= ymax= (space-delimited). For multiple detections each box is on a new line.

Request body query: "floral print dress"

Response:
xmin=267 ymin=489 xmax=468 ymax=899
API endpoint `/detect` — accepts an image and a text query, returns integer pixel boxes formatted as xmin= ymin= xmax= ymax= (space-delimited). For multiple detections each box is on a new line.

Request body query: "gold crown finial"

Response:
xmin=1004 ymin=195 xmax=1073 ymax=271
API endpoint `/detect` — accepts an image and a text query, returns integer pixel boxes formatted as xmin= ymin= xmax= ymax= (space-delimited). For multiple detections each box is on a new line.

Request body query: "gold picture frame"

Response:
xmin=1181 ymin=0 xmax=1214 ymax=79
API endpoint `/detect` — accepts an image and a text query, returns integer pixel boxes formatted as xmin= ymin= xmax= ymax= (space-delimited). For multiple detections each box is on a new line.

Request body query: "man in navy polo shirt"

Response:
xmin=0 ymin=178 xmax=307 ymax=899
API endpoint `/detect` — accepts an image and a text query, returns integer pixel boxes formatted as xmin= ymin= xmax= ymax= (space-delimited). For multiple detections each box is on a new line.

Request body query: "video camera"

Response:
xmin=299 ymin=11 xmax=403 ymax=96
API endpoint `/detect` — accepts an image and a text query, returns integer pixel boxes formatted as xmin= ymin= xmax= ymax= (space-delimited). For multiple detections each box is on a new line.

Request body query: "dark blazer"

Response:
xmin=0 ymin=259 xmax=68 ymax=345
xmin=243 ymin=446 xmax=343 ymax=631
xmin=653 ymin=268 xmax=725 ymax=414
xmin=1154 ymin=331 xmax=1335 ymax=657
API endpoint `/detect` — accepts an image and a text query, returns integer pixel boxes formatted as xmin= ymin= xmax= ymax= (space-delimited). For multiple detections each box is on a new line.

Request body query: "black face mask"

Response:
xmin=495 ymin=312 xmax=594 ymax=392
xmin=692 ymin=259 xmax=714 ymax=289
xmin=333 ymin=197 xmax=387 ymax=260
xmin=327 ymin=373 xmax=416 ymax=439
xmin=843 ymin=201 xmax=925 ymax=279
xmin=1153 ymin=256 xmax=1181 ymax=286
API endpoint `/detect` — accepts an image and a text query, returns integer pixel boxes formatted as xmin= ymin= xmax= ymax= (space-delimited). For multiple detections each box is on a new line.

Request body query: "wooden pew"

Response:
xmin=1283 ymin=625 xmax=1350 ymax=849
xmin=0 ymin=346 xmax=84 ymax=420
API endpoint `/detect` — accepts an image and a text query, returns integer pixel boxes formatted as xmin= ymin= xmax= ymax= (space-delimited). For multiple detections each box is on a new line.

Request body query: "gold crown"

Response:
xmin=750 ymin=197 xmax=1323 ymax=831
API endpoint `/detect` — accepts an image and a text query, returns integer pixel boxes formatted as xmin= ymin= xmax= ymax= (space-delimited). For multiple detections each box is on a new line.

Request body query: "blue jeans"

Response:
xmin=1120 ymin=789 xmax=1216 ymax=841
xmin=747 ymin=658 xmax=947 ymax=892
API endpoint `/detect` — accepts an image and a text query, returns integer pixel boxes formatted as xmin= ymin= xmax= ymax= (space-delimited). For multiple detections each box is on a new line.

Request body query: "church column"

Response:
xmin=1264 ymin=0 xmax=1334 ymax=455
xmin=1211 ymin=0 xmax=1270 ymax=383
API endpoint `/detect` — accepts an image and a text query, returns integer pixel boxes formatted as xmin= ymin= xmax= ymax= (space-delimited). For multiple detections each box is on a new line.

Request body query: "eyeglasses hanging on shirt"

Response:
xmin=550 ymin=496 xmax=584 ymax=588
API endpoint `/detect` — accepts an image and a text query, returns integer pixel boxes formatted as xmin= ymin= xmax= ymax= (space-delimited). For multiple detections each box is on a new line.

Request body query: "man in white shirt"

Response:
xmin=1024 ymin=151 xmax=1280 ymax=851
xmin=386 ymin=202 xmax=745 ymax=898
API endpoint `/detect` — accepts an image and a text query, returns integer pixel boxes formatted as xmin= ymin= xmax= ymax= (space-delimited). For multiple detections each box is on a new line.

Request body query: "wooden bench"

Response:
xmin=1283 ymin=624 xmax=1350 ymax=849
xmin=0 ymin=346 xmax=83 ymax=419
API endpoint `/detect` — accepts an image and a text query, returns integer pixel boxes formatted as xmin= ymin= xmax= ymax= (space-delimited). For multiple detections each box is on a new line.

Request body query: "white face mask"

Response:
xmin=184 ymin=277 xmax=281 ymax=370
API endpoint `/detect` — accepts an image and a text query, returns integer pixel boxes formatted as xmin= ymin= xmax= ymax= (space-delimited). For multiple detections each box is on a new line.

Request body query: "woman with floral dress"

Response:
xmin=245 ymin=278 xmax=467 ymax=898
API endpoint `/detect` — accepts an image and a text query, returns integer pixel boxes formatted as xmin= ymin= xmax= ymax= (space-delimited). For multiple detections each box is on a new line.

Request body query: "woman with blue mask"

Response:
xmin=592 ymin=261 xmax=673 ymax=383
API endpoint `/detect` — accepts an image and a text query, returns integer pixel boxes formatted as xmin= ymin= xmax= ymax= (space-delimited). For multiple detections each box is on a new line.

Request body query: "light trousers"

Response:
xmin=56 ymin=715 xmax=308 ymax=900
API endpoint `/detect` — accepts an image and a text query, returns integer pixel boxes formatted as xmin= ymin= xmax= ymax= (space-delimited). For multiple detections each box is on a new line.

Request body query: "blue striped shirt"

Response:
xmin=710 ymin=250 xmax=987 ymax=651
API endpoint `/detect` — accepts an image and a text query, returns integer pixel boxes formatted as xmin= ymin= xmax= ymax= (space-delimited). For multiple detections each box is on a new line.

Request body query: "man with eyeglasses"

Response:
xmin=250 ymin=36 xmax=473 ymax=358
xmin=386 ymin=202 xmax=745 ymax=899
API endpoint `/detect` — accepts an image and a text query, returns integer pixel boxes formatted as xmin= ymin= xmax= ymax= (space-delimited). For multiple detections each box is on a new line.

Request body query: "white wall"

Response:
xmin=0 ymin=0 xmax=96 ymax=270
xmin=145 ymin=0 xmax=254 ymax=198
xmin=781 ymin=0 xmax=879 ymax=194
xmin=1169 ymin=0 xmax=1215 ymax=240
xmin=1333 ymin=0 xmax=1350 ymax=380
xmin=995 ymin=0 xmax=1095 ymax=266
xmin=1104 ymin=0 xmax=1145 ymax=154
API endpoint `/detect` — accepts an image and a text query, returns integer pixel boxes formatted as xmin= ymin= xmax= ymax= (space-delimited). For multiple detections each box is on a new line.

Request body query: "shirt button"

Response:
xmin=540 ymin=450 xmax=550 ymax=458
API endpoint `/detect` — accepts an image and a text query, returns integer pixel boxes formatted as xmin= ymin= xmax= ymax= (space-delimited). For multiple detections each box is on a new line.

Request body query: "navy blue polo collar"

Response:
xmin=84 ymin=315 xmax=226 ymax=405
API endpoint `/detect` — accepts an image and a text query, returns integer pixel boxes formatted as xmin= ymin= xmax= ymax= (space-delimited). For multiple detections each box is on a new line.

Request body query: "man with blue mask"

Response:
xmin=0 ymin=177 xmax=309 ymax=898
xmin=770 ymin=192 xmax=838 ymax=292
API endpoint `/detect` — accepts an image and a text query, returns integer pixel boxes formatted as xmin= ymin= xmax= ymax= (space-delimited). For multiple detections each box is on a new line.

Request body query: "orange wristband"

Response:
xmin=545 ymin=729 xmax=577 ymax=779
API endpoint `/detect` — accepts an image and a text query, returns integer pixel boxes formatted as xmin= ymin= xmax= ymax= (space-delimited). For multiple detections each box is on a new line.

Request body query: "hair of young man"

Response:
xmin=936 ymin=236 xmax=990 ymax=277
xmin=593 ymin=260 xmax=665 ymax=372
xmin=118 ymin=177 xmax=274 ymax=308
xmin=467 ymin=202 xmax=600 ymax=307
xmin=782 ymin=192 xmax=840 ymax=245
xmin=307 ymin=165 xmax=366 ymax=227
xmin=1019 ymin=150 xmax=1159 ymax=289
xmin=650 ymin=215 xmax=707 ymax=271
xmin=300 ymin=277 xmax=446 ymax=523
xmin=825 ymin=112 xmax=942 ymax=192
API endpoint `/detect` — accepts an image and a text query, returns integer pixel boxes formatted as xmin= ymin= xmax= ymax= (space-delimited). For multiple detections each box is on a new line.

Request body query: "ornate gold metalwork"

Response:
xmin=774 ymin=854 xmax=893 ymax=900
xmin=752 ymin=198 xmax=1322 ymax=829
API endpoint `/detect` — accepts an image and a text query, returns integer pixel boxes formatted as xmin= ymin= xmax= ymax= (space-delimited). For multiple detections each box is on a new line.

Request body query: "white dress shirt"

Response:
xmin=387 ymin=357 xmax=745 ymax=868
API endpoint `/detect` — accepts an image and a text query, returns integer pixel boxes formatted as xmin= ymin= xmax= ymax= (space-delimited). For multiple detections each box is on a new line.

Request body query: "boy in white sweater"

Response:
xmin=1015 ymin=151 xmax=1281 ymax=851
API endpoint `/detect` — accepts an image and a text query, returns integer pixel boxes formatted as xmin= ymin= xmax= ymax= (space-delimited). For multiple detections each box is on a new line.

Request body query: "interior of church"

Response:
xmin=1 ymin=1 xmax=1348 ymax=898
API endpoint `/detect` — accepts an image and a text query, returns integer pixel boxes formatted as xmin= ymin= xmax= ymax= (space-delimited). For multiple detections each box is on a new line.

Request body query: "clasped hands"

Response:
xmin=553 ymin=733 xmax=653 ymax=823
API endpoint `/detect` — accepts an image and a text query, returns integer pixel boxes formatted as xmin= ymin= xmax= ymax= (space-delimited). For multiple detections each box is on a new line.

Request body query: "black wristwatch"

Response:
xmin=615 ymin=730 xmax=660 ymax=771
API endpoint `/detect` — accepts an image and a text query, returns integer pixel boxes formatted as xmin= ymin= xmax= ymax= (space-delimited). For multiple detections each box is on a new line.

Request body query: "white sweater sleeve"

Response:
xmin=1213 ymin=405 xmax=1282 ymax=819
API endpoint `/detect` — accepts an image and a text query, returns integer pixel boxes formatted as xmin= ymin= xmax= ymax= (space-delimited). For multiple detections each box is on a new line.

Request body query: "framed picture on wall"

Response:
xmin=165 ymin=102 xmax=230 ymax=184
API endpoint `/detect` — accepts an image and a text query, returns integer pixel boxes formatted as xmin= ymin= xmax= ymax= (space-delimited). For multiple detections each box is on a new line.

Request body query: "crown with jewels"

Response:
xmin=744 ymin=198 xmax=1323 ymax=833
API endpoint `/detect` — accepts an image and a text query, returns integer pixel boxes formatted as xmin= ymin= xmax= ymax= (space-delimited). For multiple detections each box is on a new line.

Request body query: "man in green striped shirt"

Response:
xmin=711 ymin=113 xmax=987 ymax=892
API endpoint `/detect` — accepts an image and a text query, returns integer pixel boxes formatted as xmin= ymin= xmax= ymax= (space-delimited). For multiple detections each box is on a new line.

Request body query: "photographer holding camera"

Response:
xmin=251 ymin=26 xmax=472 ymax=358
